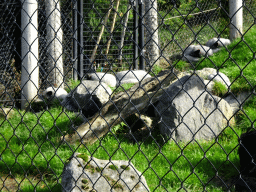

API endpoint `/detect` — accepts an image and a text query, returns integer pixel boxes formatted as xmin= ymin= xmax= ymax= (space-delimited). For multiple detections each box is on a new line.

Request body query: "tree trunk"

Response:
xmin=144 ymin=0 xmax=160 ymax=67
xmin=46 ymin=0 xmax=64 ymax=88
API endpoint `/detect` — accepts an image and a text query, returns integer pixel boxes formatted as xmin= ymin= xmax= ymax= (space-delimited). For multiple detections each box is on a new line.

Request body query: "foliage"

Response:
xmin=212 ymin=81 xmax=228 ymax=97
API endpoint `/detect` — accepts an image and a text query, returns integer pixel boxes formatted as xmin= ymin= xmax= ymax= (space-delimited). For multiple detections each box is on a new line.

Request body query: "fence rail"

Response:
xmin=0 ymin=0 xmax=256 ymax=191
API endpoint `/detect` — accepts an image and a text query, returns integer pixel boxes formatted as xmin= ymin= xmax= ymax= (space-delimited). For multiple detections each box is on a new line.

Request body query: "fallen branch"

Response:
xmin=64 ymin=69 xmax=180 ymax=144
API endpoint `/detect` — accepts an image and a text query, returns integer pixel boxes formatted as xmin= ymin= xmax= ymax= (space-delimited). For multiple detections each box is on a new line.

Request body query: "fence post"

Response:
xmin=133 ymin=0 xmax=138 ymax=70
xmin=229 ymin=0 xmax=243 ymax=40
xmin=73 ymin=0 xmax=78 ymax=81
xmin=78 ymin=0 xmax=84 ymax=78
xmin=138 ymin=0 xmax=145 ymax=70
xmin=46 ymin=0 xmax=64 ymax=88
xmin=144 ymin=0 xmax=160 ymax=67
xmin=21 ymin=0 xmax=39 ymax=109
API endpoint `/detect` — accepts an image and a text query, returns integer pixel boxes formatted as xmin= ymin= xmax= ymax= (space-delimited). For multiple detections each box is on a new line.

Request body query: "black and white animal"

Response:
xmin=205 ymin=38 xmax=231 ymax=53
xmin=42 ymin=87 xmax=68 ymax=101
xmin=183 ymin=45 xmax=213 ymax=62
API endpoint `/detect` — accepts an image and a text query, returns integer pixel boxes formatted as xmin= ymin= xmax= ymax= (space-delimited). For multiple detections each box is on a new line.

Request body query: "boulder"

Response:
xmin=86 ymin=72 xmax=117 ymax=87
xmin=155 ymin=75 xmax=234 ymax=142
xmin=115 ymin=70 xmax=151 ymax=86
xmin=62 ymin=153 xmax=150 ymax=192
xmin=196 ymin=68 xmax=231 ymax=88
xmin=183 ymin=45 xmax=213 ymax=62
xmin=42 ymin=87 xmax=68 ymax=101
xmin=61 ymin=80 xmax=112 ymax=117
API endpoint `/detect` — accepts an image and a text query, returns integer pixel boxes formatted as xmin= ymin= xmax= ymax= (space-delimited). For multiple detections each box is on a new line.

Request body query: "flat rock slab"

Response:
xmin=115 ymin=70 xmax=151 ymax=86
xmin=62 ymin=153 xmax=150 ymax=192
xmin=156 ymin=75 xmax=234 ymax=142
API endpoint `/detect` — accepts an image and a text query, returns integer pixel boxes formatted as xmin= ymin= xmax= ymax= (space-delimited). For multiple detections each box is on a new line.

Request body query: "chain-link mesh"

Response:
xmin=0 ymin=0 xmax=256 ymax=191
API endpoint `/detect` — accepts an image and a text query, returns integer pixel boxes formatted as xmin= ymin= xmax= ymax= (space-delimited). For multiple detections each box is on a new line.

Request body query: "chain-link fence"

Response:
xmin=0 ymin=0 xmax=256 ymax=191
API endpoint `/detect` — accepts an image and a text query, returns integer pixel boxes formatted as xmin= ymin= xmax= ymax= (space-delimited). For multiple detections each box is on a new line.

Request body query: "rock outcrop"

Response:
xmin=155 ymin=75 xmax=234 ymax=142
xmin=62 ymin=153 xmax=149 ymax=192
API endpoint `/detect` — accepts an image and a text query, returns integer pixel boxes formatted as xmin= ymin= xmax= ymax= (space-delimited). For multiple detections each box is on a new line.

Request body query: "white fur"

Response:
xmin=43 ymin=87 xmax=68 ymax=100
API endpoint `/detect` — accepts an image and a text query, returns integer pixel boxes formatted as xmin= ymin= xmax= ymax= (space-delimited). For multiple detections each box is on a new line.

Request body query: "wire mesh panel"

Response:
xmin=83 ymin=0 xmax=135 ymax=72
xmin=0 ymin=0 xmax=256 ymax=191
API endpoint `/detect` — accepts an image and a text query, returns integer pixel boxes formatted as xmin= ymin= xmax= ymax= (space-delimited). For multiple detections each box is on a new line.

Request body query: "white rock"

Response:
xmin=196 ymin=68 xmax=231 ymax=88
xmin=62 ymin=153 xmax=150 ymax=192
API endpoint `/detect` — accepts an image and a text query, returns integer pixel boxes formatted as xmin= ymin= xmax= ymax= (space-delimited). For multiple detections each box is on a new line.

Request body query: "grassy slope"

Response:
xmin=0 ymin=28 xmax=256 ymax=191
xmin=196 ymin=26 xmax=256 ymax=93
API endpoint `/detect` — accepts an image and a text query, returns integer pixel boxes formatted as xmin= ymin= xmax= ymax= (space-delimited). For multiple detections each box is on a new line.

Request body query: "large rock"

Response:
xmin=115 ymin=70 xmax=151 ymax=86
xmin=196 ymin=68 xmax=231 ymax=88
xmin=155 ymin=75 xmax=234 ymax=142
xmin=61 ymin=80 xmax=112 ymax=116
xmin=86 ymin=72 xmax=117 ymax=87
xmin=62 ymin=153 xmax=150 ymax=192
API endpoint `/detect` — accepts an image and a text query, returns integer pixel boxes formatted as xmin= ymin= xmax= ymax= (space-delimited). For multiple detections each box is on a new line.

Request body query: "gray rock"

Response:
xmin=224 ymin=92 xmax=253 ymax=114
xmin=115 ymin=70 xmax=151 ymax=86
xmin=86 ymin=72 xmax=117 ymax=87
xmin=155 ymin=75 xmax=234 ymax=142
xmin=42 ymin=87 xmax=68 ymax=100
xmin=61 ymin=80 xmax=112 ymax=116
xmin=196 ymin=68 xmax=231 ymax=88
xmin=62 ymin=153 xmax=150 ymax=192
xmin=183 ymin=45 xmax=213 ymax=62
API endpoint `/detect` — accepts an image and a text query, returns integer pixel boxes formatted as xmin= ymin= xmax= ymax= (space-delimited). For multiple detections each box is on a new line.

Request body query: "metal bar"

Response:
xmin=133 ymin=0 xmax=138 ymax=70
xmin=73 ymin=0 xmax=78 ymax=80
xmin=78 ymin=0 xmax=84 ymax=79
xmin=138 ymin=0 xmax=145 ymax=70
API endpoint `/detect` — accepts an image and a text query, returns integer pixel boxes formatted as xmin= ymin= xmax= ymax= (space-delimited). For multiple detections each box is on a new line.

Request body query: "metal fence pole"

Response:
xmin=229 ymin=0 xmax=243 ymax=40
xmin=133 ymin=0 xmax=138 ymax=70
xmin=138 ymin=0 xmax=145 ymax=70
xmin=73 ymin=0 xmax=78 ymax=81
xmin=78 ymin=0 xmax=84 ymax=78
xmin=21 ymin=0 xmax=39 ymax=109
